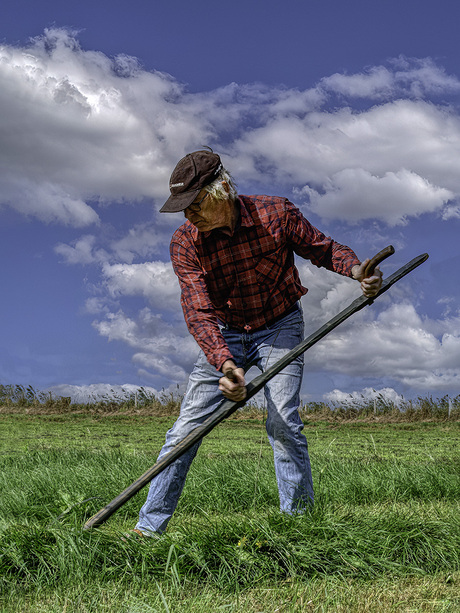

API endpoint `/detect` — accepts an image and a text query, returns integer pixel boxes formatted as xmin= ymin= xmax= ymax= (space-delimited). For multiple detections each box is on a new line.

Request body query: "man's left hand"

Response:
xmin=352 ymin=260 xmax=383 ymax=298
xmin=219 ymin=360 xmax=247 ymax=401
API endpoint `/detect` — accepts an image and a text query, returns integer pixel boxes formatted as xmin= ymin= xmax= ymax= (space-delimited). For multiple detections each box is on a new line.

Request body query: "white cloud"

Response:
xmin=392 ymin=56 xmax=460 ymax=97
xmin=324 ymin=387 xmax=404 ymax=405
xmin=55 ymin=223 xmax=167 ymax=266
xmin=320 ymin=66 xmax=394 ymax=98
xmin=297 ymin=261 xmax=362 ymax=325
xmin=55 ymin=234 xmax=108 ymax=264
xmin=3 ymin=30 xmax=459 ymax=398
xmin=83 ymin=297 xmax=111 ymax=315
xmin=320 ymin=57 xmax=460 ymax=99
xmin=303 ymin=168 xmax=453 ymax=226
xmin=109 ymin=223 xmax=166 ymax=263
xmin=234 ymin=99 xmax=460 ymax=224
xmin=101 ymin=261 xmax=180 ymax=310
xmin=0 ymin=179 xmax=100 ymax=227
xmin=131 ymin=353 xmax=188 ymax=380
xmin=305 ymin=303 xmax=460 ymax=391
xmin=442 ymin=203 xmax=460 ymax=220
xmin=47 ymin=382 xmax=160 ymax=403
xmin=84 ymin=257 xmax=460 ymax=396
xmin=2 ymin=31 xmax=460 ymax=230
xmin=0 ymin=28 xmax=210 ymax=226
xmin=92 ymin=308 xmax=198 ymax=382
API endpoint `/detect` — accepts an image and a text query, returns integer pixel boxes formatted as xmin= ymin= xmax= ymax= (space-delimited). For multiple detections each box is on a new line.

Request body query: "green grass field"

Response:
xmin=0 ymin=407 xmax=459 ymax=612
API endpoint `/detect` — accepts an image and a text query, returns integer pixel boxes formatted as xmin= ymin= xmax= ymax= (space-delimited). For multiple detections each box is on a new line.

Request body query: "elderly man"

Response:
xmin=134 ymin=150 xmax=382 ymax=536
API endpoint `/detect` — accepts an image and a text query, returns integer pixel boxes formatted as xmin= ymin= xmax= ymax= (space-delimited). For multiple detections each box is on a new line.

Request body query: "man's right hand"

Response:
xmin=219 ymin=360 xmax=247 ymax=401
xmin=352 ymin=260 xmax=383 ymax=298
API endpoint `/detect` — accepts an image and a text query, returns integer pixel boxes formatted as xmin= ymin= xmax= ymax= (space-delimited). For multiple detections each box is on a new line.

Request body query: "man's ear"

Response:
xmin=221 ymin=180 xmax=230 ymax=194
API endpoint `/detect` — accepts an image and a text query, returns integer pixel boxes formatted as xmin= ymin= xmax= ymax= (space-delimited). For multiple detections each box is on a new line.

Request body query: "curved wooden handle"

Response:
xmin=363 ymin=245 xmax=395 ymax=278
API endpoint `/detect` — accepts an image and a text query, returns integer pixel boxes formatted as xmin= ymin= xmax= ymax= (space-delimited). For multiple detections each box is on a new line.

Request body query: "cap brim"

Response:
xmin=160 ymin=188 xmax=200 ymax=213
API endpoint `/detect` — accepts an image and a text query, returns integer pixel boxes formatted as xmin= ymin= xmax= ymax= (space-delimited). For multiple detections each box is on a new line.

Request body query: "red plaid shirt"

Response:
xmin=170 ymin=195 xmax=360 ymax=371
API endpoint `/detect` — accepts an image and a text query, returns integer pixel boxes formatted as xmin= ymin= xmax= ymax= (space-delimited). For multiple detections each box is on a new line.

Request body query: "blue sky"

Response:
xmin=1 ymin=0 xmax=459 ymax=403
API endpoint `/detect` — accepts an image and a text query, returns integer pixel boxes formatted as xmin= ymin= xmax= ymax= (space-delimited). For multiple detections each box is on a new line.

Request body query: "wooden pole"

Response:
xmin=83 ymin=250 xmax=428 ymax=530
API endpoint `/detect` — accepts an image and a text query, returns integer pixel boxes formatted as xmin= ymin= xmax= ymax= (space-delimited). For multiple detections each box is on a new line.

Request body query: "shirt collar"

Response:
xmin=189 ymin=196 xmax=254 ymax=241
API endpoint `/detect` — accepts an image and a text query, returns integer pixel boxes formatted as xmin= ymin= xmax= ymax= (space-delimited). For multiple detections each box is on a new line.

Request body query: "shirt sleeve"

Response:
xmin=170 ymin=235 xmax=233 ymax=371
xmin=284 ymin=200 xmax=360 ymax=277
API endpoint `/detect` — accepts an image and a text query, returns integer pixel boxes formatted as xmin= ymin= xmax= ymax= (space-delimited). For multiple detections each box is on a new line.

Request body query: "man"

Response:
xmin=134 ymin=149 xmax=382 ymax=536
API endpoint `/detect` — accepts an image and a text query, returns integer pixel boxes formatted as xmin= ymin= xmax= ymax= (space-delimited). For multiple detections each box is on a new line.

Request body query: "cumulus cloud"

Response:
xmin=2 ymin=29 xmax=460 ymax=229
xmin=55 ymin=223 xmax=166 ymax=266
xmin=320 ymin=57 xmax=460 ymax=99
xmin=73 ymin=234 xmax=456 ymax=393
xmin=303 ymin=168 xmax=453 ymax=226
xmin=2 ymin=29 xmax=459 ymax=397
xmin=294 ymin=263 xmax=460 ymax=396
xmin=83 ymin=297 xmax=111 ymax=315
xmin=109 ymin=223 xmax=165 ymax=263
xmin=0 ymin=178 xmax=100 ymax=227
xmin=0 ymin=28 xmax=210 ymax=225
xmin=101 ymin=261 xmax=180 ymax=310
xmin=442 ymin=203 xmax=460 ymax=220
xmin=55 ymin=234 xmax=108 ymax=264
xmin=297 ymin=262 xmax=362 ymax=325
xmin=47 ymin=382 xmax=160 ymax=403
xmin=320 ymin=66 xmax=395 ymax=99
xmin=324 ymin=387 xmax=404 ymax=405
xmin=234 ymin=99 xmax=460 ymax=224
xmin=92 ymin=308 xmax=197 ymax=381
xmin=305 ymin=303 xmax=460 ymax=391
xmin=91 ymin=289 xmax=460 ymax=393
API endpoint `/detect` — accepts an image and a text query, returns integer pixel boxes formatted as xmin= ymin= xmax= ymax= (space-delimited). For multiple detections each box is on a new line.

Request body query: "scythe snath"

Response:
xmin=83 ymin=247 xmax=428 ymax=530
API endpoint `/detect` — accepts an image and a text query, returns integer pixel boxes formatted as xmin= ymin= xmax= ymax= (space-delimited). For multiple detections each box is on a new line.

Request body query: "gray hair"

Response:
xmin=204 ymin=168 xmax=238 ymax=200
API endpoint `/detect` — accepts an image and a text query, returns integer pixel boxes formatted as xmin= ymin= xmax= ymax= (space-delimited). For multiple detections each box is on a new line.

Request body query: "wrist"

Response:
xmin=221 ymin=359 xmax=236 ymax=373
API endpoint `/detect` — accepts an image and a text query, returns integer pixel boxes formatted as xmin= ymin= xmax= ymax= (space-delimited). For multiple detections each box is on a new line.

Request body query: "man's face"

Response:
xmin=184 ymin=187 xmax=232 ymax=233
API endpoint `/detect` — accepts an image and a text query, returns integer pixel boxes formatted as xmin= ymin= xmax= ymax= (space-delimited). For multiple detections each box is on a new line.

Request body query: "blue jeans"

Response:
xmin=136 ymin=304 xmax=313 ymax=534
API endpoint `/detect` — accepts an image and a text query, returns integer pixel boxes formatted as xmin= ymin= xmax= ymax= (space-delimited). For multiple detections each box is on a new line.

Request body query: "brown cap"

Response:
xmin=160 ymin=150 xmax=223 ymax=212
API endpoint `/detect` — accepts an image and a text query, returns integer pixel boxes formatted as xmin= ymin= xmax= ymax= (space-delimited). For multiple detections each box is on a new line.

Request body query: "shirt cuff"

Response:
xmin=214 ymin=349 xmax=234 ymax=373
